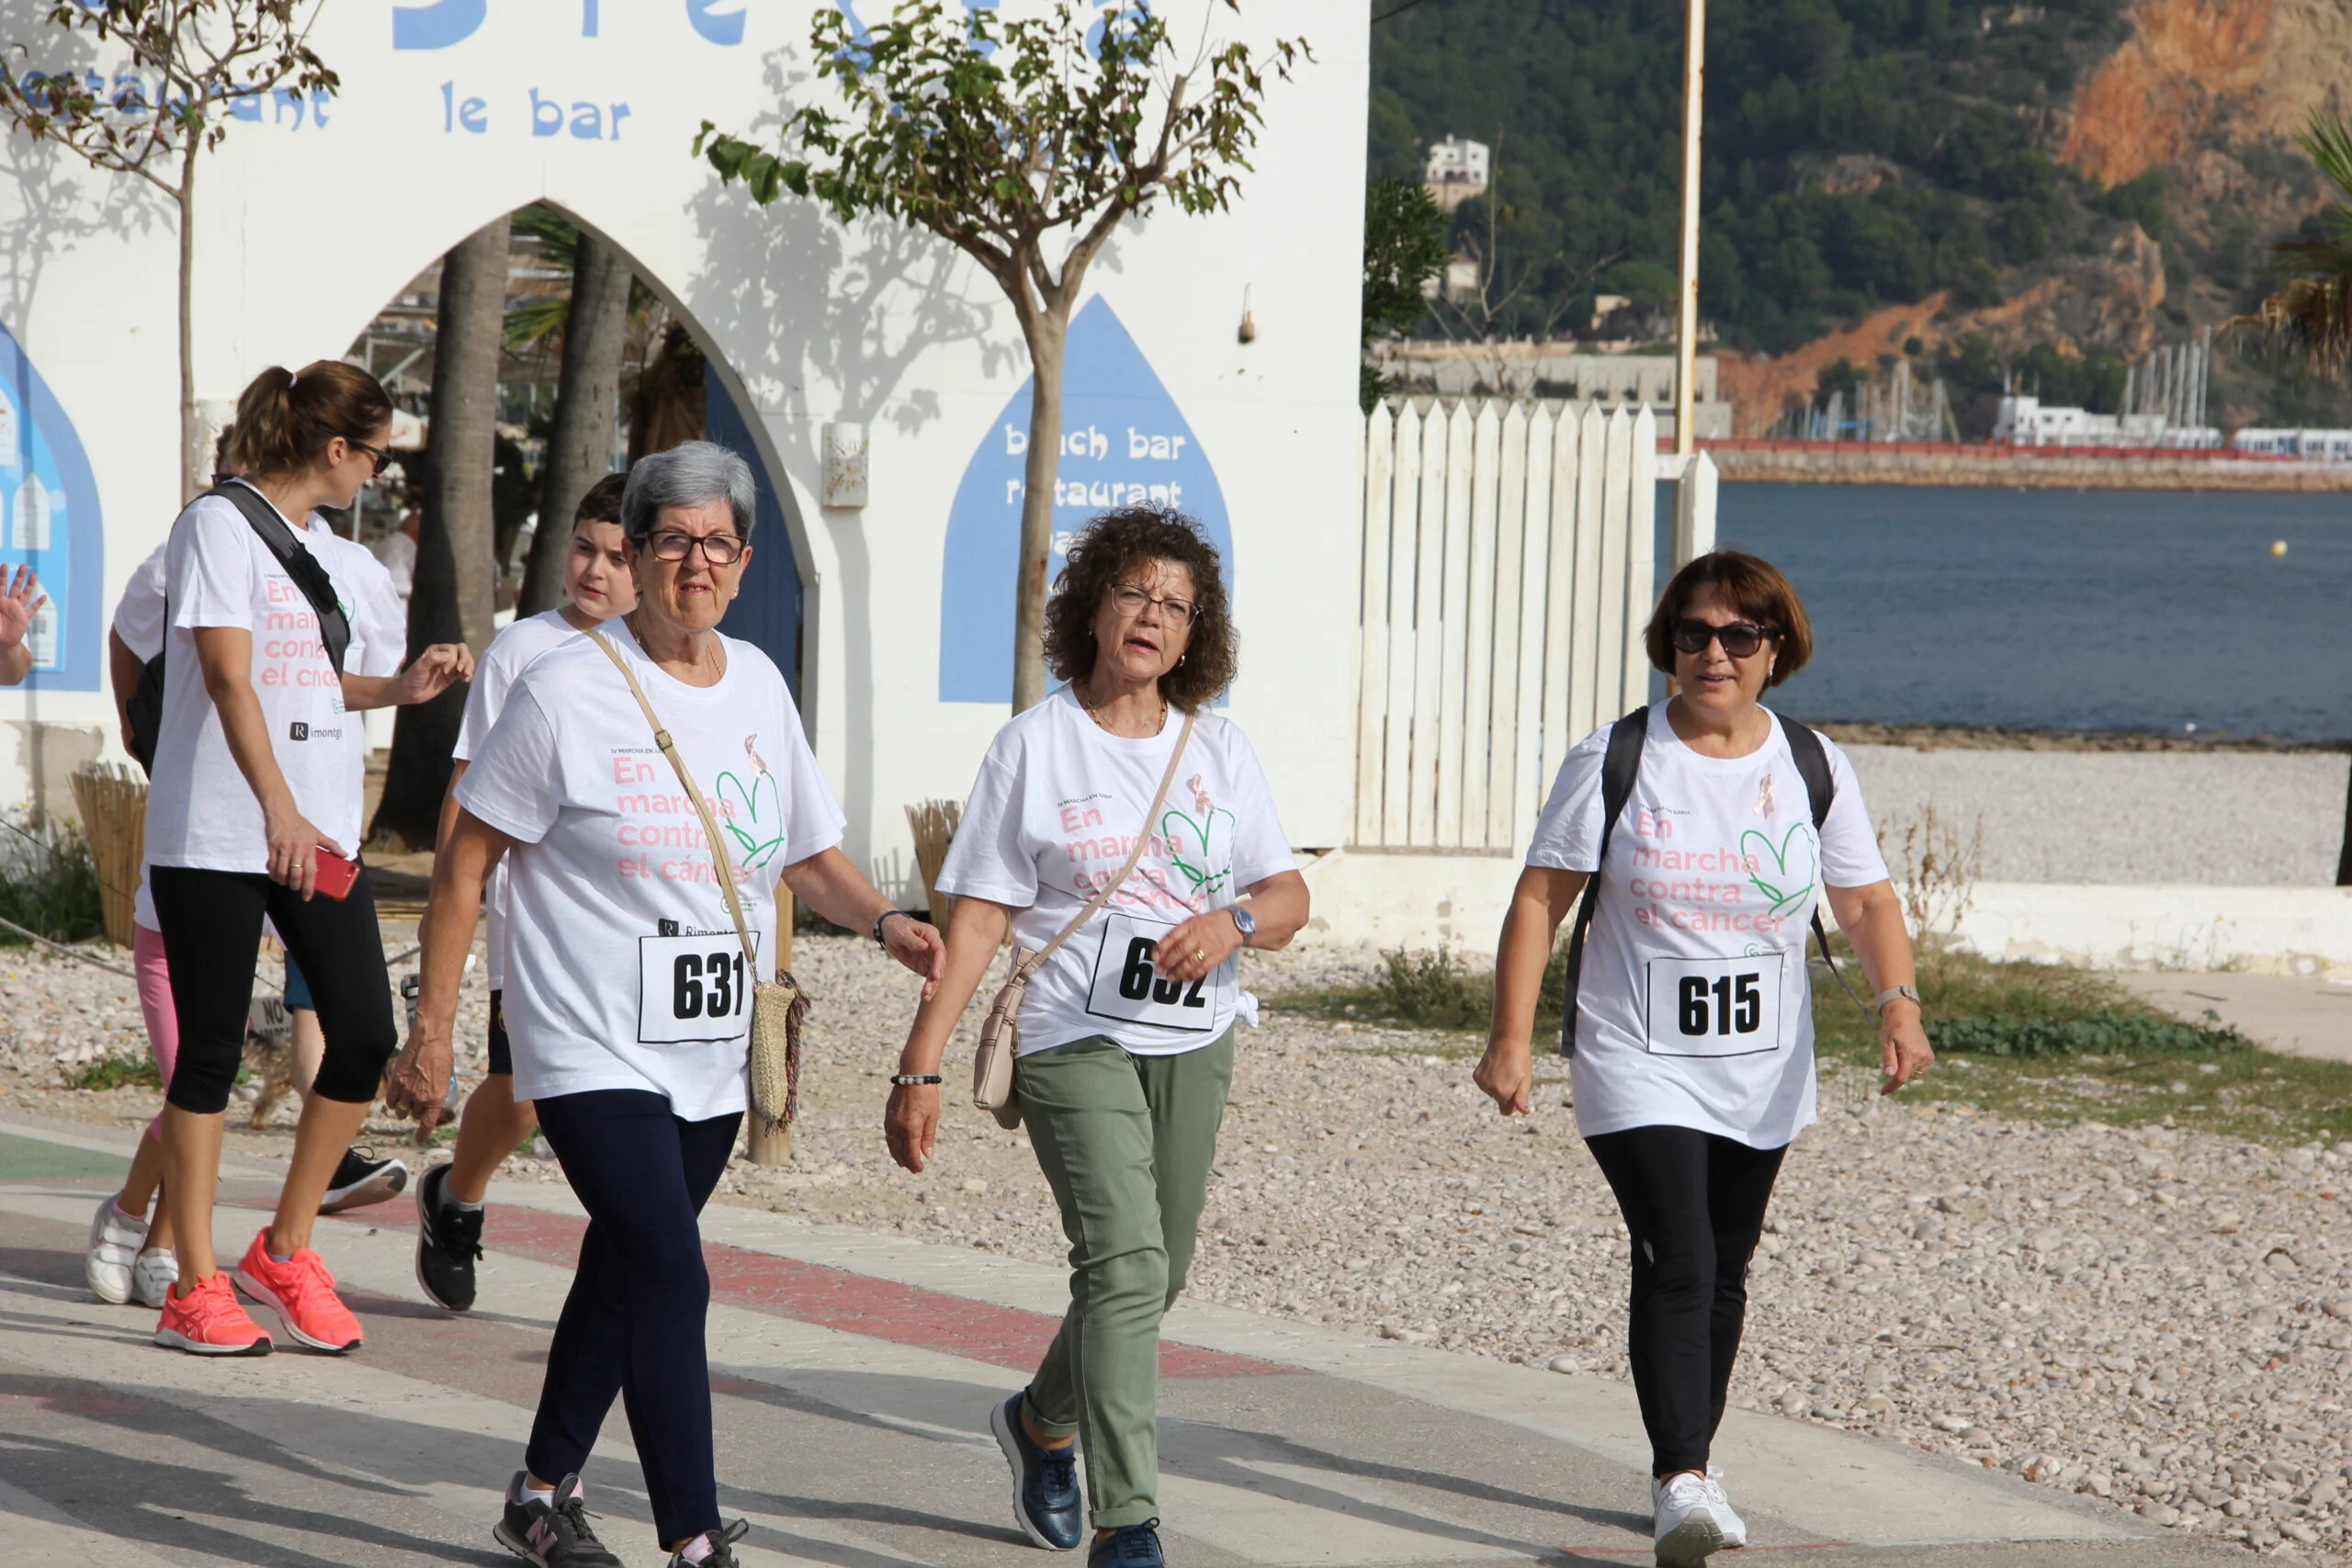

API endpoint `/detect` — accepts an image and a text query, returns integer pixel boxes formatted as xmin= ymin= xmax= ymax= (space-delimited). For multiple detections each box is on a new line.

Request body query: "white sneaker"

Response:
xmin=1704 ymin=1464 xmax=1747 ymax=1549
xmin=1652 ymin=1472 xmax=1727 ymax=1566
xmin=131 ymin=1247 xmax=179 ymax=1309
xmin=85 ymin=1196 xmax=147 ymax=1305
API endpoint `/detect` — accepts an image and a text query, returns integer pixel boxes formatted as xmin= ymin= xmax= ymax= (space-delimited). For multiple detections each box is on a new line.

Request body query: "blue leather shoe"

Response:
xmin=989 ymin=1390 xmax=1082 ymax=1550
xmin=1086 ymin=1520 xmax=1163 ymax=1568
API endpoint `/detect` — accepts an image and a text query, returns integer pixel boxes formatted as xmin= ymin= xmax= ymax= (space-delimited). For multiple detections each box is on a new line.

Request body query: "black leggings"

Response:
xmin=1585 ymin=1124 xmax=1787 ymax=1476
xmin=148 ymin=864 xmax=399 ymax=1115
xmin=527 ymin=1089 xmax=741 ymax=1547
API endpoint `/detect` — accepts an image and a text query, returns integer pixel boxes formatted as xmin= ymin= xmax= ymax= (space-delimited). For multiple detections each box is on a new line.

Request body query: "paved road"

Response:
xmin=0 ymin=1114 xmax=2240 ymax=1568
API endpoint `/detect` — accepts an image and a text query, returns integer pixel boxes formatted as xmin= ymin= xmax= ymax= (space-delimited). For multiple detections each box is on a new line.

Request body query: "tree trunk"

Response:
xmin=1011 ymin=308 xmax=1069 ymax=713
xmin=370 ymin=217 xmax=509 ymax=851
xmin=518 ymin=229 xmax=635 ymax=614
xmin=176 ymin=148 xmax=200 ymax=502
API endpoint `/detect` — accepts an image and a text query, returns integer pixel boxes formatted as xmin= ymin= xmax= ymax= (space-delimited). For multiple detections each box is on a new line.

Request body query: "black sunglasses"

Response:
xmin=341 ymin=433 xmax=392 ymax=477
xmin=1670 ymin=618 xmax=1777 ymax=659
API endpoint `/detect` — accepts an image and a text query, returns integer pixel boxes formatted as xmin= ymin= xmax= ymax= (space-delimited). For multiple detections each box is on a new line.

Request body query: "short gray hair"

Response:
xmin=620 ymin=440 xmax=757 ymax=546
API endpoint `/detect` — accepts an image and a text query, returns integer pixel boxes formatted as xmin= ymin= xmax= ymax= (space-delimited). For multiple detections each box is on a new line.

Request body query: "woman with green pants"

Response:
xmin=886 ymin=506 xmax=1310 ymax=1568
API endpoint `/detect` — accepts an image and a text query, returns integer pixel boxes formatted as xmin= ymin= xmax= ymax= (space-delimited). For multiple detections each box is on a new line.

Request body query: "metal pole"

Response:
xmin=1673 ymin=0 xmax=1706 ymax=458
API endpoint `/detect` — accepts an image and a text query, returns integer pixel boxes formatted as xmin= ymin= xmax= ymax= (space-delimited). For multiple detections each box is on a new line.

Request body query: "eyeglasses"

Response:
xmin=648 ymin=530 xmax=746 ymax=566
xmin=1109 ymin=584 xmax=1196 ymax=626
xmin=1670 ymin=618 xmax=1777 ymax=659
xmin=341 ymin=434 xmax=392 ymax=477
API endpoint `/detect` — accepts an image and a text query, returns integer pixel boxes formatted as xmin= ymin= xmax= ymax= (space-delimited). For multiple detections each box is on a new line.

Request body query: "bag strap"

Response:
xmin=588 ymin=630 xmax=763 ymax=976
xmin=209 ymin=482 xmax=351 ymax=678
xmin=1556 ymin=707 xmax=1648 ymax=1057
xmin=1012 ymin=702 xmax=1200 ymax=985
xmin=1781 ymin=716 xmax=1871 ymax=1017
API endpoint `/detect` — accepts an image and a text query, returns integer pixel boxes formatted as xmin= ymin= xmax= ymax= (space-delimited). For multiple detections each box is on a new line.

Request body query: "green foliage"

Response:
xmin=0 ymin=815 xmax=104 ymax=947
xmin=1930 ymin=1010 xmax=2253 ymax=1058
xmin=1371 ymin=0 xmax=2130 ymax=349
xmin=68 ymin=1053 xmax=162 ymax=1092
xmin=2096 ymin=166 xmax=2167 ymax=239
xmin=1363 ymin=177 xmax=1449 ymax=341
xmin=2015 ymin=339 xmax=2127 ymax=412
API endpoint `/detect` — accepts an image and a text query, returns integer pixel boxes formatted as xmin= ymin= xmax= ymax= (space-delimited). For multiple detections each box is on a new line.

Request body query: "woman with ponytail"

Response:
xmin=141 ymin=359 xmax=474 ymax=1357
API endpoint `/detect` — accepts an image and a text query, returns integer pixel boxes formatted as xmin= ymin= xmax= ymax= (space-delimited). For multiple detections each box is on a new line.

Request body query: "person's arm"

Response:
xmin=884 ymin=894 xmax=1015 ymax=1174
xmin=193 ymin=625 xmax=336 ymax=896
xmin=1473 ymin=865 xmax=1589 ymax=1116
xmin=779 ymin=845 xmax=945 ymax=994
xmin=108 ymin=630 xmax=143 ymax=750
xmin=434 ymin=761 xmax=471 ymax=853
xmin=340 ymin=642 xmax=476 ymax=710
xmin=383 ymin=808 xmax=513 ymax=1136
xmin=1823 ymin=879 xmax=1933 ymax=1095
xmin=1147 ymin=869 xmax=1311 ymax=984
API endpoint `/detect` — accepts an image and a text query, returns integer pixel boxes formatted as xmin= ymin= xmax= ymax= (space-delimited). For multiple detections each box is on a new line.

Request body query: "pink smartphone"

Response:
xmin=312 ymin=852 xmax=360 ymax=900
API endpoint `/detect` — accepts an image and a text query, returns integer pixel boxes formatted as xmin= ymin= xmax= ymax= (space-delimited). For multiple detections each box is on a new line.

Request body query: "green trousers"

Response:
xmin=1015 ymin=1030 xmax=1234 ymax=1529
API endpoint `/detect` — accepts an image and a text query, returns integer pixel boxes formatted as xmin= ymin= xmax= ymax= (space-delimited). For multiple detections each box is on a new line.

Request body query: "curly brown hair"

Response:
xmin=1043 ymin=506 xmax=1237 ymax=710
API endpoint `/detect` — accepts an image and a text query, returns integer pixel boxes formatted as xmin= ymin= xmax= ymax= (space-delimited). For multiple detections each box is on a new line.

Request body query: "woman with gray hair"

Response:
xmin=388 ymin=440 xmax=945 ymax=1568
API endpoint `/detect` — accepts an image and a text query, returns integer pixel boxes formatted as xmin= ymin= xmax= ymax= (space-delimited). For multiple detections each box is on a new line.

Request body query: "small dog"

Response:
xmin=243 ymin=995 xmax=300 ymax=1128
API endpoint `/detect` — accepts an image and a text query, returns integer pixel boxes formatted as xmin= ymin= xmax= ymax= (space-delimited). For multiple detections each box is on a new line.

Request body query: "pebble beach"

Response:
xmin=6 ymin=931 xmax=2350 ymax=1560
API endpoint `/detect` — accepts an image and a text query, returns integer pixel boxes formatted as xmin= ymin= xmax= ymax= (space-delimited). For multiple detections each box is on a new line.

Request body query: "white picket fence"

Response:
xmin=1353 ymin=397 xmax=1696 ymax=852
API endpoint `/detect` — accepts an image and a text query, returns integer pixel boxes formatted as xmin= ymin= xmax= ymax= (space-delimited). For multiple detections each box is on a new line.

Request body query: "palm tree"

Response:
xmin=2228 ymin=113 xmax=2352 ymax=370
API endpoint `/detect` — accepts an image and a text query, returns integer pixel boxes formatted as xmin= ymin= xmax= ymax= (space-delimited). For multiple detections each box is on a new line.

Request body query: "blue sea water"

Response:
xmin=1672 ymin=483 xmax=2352 ymax=742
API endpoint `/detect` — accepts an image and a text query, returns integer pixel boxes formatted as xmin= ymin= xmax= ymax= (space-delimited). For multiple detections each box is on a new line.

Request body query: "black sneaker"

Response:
xmin=990 ymin=1390 xmax=1082 ymax=1550
xmin=319 ymin=1146 xmax=409 ymax=1213
xmin=1087 ymin=1520 xmax=1163 ymax=1568
xmin=414 ymin=1163 xmax=484 ymax=1311
xmin=663 ymin=1518 xmax=748 ymax=1568
xmin=492 ymin=1472 xmax=622 ymax=1568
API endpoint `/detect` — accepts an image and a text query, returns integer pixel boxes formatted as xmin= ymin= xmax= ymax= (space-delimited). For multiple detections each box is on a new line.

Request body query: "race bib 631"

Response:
xmin=637 ymin=930 xmax=761 ymax=1044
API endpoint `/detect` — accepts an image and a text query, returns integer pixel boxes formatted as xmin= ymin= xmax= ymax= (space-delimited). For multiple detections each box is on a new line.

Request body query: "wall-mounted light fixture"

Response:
xmin=822 ymin=422 xmax=868 ymax=508
xmin=1238 ymin=284 xmax=1257 ymax=344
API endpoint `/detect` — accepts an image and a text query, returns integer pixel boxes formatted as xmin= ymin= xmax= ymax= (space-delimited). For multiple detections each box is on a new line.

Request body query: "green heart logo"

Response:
xmin=716 ymin=767 xmax=787 ymax=868
xmin=1159 ymin=804 xmax=1236 ymax=897
xmin=1739 ymin=821 xmax=1818 ymax=919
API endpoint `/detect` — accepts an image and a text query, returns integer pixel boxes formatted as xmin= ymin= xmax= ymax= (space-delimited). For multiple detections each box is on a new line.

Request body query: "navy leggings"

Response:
xmin=527 ymin=1089 xmax=741 ymax=1545
xmin=1584 ymin=1124 xmax=1787 ymax=1476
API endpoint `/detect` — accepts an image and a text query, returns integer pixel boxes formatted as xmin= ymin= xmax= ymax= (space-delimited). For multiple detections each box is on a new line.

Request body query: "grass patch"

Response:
xmin=66 ymin=1053 xmax=162 ymax=1092
xmin=1270 ymin=942 xmax=2352 ymax=1147
xmin=0 ymin=813 xmax=105 ymax=946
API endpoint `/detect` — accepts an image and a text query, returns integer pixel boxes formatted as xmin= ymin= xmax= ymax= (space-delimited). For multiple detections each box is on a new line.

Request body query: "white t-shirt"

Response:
xmin=455 ymin=625 xmax=844 ymax=1121
xmin=936 ymin=686 xmax=1295 ymax=1057
xmin=137 ymin=490 xmax=405 ymax=878
xmin=111 ymin=543 xmax=170 ymax=932
xmin=453 ymin=608 xmax=592 ymax=991
xmin=1526 ymin=704 xmax=1889 ymax=1148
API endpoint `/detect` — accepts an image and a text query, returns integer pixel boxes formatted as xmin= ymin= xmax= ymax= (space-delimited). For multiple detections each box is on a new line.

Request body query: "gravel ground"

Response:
xmin=1843 ymin=745 xmax=2348 ymax=886
xmin=6 ymin=932 xmax=2352 ymax=1559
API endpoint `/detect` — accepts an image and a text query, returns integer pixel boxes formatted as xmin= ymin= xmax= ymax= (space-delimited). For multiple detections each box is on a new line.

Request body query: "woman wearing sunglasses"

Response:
xmin=1475 ymin=549 xmax=1930 ymax=1567
xmin=141 ymin=360 xmax=473 ymax=1357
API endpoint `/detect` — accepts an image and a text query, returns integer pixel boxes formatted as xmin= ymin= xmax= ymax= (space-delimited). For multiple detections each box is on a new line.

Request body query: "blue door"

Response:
xmin=702 ymin=364 xmax=803 ymax=700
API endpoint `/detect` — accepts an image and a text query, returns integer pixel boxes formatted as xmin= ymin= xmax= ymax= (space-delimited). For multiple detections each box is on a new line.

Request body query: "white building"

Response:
xmin=0 ymin=2 xmax=1370 ymax=890
xmin=1992 ymin=396 xmax=2219 ymax=450
xmin=1422 ymin=136 xmax=1488 ymax=210
xmin=2232 ymin=428 xmax=2352 ymax=462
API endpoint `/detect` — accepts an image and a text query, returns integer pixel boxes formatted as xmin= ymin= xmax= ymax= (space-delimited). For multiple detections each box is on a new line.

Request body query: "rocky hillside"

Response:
xmin=1370 ymin=0 xmax=2352 ymax=435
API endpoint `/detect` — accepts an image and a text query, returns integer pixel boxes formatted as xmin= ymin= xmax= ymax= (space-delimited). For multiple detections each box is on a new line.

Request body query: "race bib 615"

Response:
xmin=1643 ymin=953 xmax=1785 ymax=1058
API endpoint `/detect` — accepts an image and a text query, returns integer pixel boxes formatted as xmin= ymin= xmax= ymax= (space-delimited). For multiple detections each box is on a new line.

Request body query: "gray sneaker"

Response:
xmin=492 ymin=1472 xmax=622 ymax=1568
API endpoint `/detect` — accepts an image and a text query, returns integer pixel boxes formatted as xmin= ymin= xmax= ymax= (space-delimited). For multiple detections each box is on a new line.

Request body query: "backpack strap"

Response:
xmin=208 ymin=482 xmax=352 ymax=678
xmin=1780 ymin=716 xmax=1871 ymax=1018
xmin=1555 ymin=707 xmax=1648 ymax=1058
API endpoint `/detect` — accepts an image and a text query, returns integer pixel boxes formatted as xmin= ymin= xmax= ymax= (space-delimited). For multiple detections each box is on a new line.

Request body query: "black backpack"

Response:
xmin=1556 ymin=706 xmax=1861 ymax=1056
xmin=125 ymin=483 xmax=352 ymax=773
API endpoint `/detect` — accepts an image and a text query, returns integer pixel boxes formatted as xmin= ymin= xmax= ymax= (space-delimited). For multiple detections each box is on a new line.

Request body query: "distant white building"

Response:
xmin=1993 ymin=395 xmax=2218 ymax=450
xmin=2232 ymin=428 xmax=2352 ymax=462
xmin=1423 ymin=136 xmax=1489 ymax=211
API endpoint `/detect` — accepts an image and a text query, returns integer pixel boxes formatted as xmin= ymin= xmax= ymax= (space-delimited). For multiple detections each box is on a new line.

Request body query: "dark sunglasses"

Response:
xmin=1670 ymin=618 xmax=1777 ymax=659
xmin=341 ymin=434 xmax=392 ymax=477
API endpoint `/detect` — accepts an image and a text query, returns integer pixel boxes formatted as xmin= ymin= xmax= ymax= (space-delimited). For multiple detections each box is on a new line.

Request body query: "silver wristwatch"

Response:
xmin=1229 ymin=904 xmax=1258 ymax=948
xmin=1873 ymin=984 xmax=1922 ymax=1016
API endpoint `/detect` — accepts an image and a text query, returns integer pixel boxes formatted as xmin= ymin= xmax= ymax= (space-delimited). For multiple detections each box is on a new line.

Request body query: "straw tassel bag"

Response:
xmin=592 ymin=632 xmax=808 ymax=1135
xmin=972 ymin=709 xmax=1196 ymax=1129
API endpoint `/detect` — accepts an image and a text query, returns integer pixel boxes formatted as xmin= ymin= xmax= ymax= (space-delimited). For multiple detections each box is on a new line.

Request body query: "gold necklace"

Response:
xmin=1080 ymin=682 xmax=1165 ymax=737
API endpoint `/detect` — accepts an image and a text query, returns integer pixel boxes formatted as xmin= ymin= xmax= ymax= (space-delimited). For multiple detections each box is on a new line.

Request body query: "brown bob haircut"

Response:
xmin=1042 ymin=505 xmax=1237 ymax=711
xmin=575 ymin=469 xmax=628 ymax=527
xmin=1643 ymin=548 xmax=1814 ymax=689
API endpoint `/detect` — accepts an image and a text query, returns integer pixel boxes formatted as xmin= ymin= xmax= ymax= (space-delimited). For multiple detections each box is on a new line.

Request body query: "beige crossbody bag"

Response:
xmin=972 ymin=708 xmax=1196 ymax=1129
xmin=591 ymin=631 xmax=809 ymax=1135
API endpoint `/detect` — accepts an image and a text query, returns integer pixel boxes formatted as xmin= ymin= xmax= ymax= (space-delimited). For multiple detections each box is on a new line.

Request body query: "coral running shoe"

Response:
xmin=233 ymin=1228 xmax=363 ymax=1353
xmin=153 ymin=1272 xmax=272 ymax=1356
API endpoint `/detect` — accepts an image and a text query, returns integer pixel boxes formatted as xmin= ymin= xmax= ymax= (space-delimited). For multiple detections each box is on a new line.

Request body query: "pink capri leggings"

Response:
xmin=133 ymin=924 xmax=177 ymax=1141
